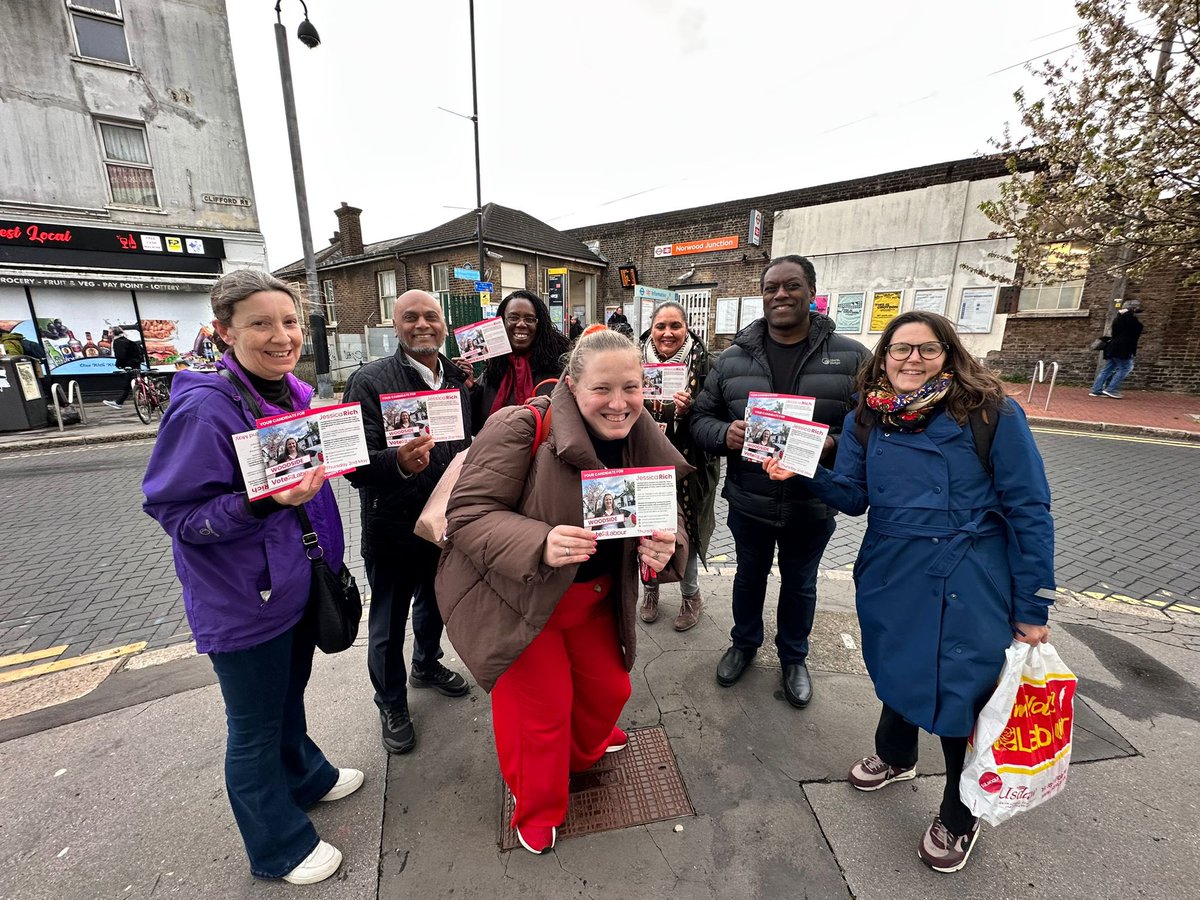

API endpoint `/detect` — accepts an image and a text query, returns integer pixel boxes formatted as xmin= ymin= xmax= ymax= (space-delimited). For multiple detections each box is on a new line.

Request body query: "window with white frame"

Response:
xmin=97 ymin=121 xmax=158 ymax=207
xmin=377 ymin=270 xmax=397 ymax=322
xmin=500 ymin=262 xmax=526 ymax=300
xmin=322 ymin=279 xmax=336 ymax=324
xmin=68 ymin=0 xmax=131 ymax=65
xmin=1017 ymin=242 xmax=1090 ymax=312
xmin=431 ymin=263 xmax=450 ymax=294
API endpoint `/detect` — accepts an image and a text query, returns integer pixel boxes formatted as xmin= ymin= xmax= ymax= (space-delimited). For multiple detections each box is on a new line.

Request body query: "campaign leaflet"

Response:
xmin=233 ymin=403 xmax=370 ymax=498
xmin=581 ymin=466 xmax=677 ymax=540
xmin=642 ymin=363 xmax=688 ymax=400
xmin=381 ymin=389 xmax=464 ymax=446
xmin=453 ymin=316 xmax=512 ymax=362
xmin=741 ymin=407 xmax=830 ymax=477
xmin=746 ymin=391 xmax=816 ymax=421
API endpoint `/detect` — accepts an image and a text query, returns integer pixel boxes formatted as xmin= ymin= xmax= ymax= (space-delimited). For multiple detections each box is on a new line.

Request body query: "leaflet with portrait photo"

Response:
xmin=642 ymin=363 xmax=688 ymax=400
xmin=581 ymin=466 xmax=677 ymax=541
xmin=453 ymin=316 xmax=513 ymax=362
xmin=250 ymin=402 xmax=369 ymax=496
xmin=742 ymin=407 xmax=829 ymax=477
xmin=380 ymin=389 xmax=464 ymax=446
xmin=746 ymin=391 xmax=816 ymax=421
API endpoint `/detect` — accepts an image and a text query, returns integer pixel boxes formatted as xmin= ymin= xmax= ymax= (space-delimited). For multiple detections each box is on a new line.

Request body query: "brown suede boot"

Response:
xmin=639 ymin=585 xmax=659 ymax=623
xmin=673 ymin=592 xmax=703 ymax=631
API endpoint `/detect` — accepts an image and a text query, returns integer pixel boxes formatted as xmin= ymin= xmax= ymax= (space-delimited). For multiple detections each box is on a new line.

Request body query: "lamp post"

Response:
xmin=273 ymin=0 xmax=332 ymax=399
xmin=468 ymin=0 xmax=485 ymax=281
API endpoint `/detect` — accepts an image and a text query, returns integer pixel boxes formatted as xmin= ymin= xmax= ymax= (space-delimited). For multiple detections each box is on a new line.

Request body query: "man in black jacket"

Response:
xmin=343 ymin=290 xmax=471 ymax=755
xmin=1089 ymin=297 xmax=1144 ymax=399
xmin=692 ymin=255 xmax=869 ymax=708
xmin=103 ymin=327 xmax=145 ymax=410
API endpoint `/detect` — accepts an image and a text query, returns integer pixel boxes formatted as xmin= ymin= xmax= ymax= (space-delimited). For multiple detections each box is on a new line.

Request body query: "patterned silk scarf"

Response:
xmin=865 ymin=371 xmax=955 ymax=432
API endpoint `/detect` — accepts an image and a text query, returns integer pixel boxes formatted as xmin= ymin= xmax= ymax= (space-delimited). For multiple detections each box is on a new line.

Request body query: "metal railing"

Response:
xmin=1027 ymin=360 xmax=1060 ymax=410
xmin=50 ymin=380 xmax=86 ymax=432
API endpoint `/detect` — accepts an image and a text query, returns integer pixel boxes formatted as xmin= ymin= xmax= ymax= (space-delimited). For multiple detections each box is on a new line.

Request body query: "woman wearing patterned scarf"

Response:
xmin=637 ymin=301 xmax=720 ymax=631
xmin=764 ymin=311 xmax=1056 ymax=874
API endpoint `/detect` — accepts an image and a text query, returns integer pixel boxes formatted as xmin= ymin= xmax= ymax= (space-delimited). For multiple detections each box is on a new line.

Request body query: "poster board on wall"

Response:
xmin=911 ymin=288 xmax=947 ymax=315
xmin=833 ymin=292 xmax=865 ymax=333
xmin=956 ymin=287 xmax=997 ymax=333
xmin=715 ymin=297 xmax=740 ymax=334
xmin=738 ymin=297 xmax=763 ymax=330
xmin=869 ymin=291 xmax=902 ymax=332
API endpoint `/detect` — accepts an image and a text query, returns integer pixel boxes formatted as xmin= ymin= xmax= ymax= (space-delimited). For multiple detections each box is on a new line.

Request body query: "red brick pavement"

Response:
xmin=1011 ymin=384 xmax=1200 ymax=435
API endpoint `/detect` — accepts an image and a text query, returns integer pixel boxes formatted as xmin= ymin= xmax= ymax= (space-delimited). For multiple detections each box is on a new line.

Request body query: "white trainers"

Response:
xmin=318 ymin=768 xmax=364 ymax=802
xmin=102 ymin=400 xmax=123 ymax=409
xmin=282 ymin=840 xmax=342 ymax=884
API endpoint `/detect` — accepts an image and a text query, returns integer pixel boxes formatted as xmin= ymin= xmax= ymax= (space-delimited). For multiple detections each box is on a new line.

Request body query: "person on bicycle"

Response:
xmin=103 ymin=326 xmax=145 ymax=410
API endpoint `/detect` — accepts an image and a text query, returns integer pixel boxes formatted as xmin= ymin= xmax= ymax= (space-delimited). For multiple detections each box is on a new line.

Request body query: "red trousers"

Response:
xmin=491 ymin=576 xmax=631 ymax=829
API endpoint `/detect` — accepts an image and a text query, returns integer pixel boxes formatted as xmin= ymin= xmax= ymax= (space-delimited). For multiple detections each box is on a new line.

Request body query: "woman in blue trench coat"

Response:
xmin=765 ymin=311 xmax=1055 ymax=874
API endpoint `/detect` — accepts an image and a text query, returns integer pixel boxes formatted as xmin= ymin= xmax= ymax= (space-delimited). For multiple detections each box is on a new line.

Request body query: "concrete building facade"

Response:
xmin=0 ymin=0 xmax=265 ymax=380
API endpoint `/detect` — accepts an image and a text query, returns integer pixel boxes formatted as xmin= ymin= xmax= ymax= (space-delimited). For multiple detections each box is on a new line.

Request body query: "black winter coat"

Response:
xmin=342 ymin=349 xmax=472 ymax=557
xmin=113 ymin=334 xmax=142 ymax=369
xmin=1104 ymin=311 xmax=1143 ymax=360
xmin=690 ymin=316 xmax=869 ymax=527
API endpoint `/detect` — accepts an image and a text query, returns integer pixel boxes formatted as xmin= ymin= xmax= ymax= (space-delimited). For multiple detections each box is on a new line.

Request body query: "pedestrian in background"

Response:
xmin=1090 ymin=298 xmax=1144 ymax=399
xmin=436 ymin=329 xmax=689 ymax=855
xmin=690 ymin=255 xmax=868 ymax=708
xmin=103 ymin=326 xmax=145 ymax=410
xmin=143 ymin=270 xmax=360 ymax=885
xmin=569 ymin=314 xmax=584 ymax=341
xmin=456 ymin=289 xmax=568 ymax=433
xmin=638 ymin=300 xmax=719 ymax=631
xmin=342 ymin=290 xmax=472 ymax=757
xmin=764 ymin=310 xmax=1055 ymax=873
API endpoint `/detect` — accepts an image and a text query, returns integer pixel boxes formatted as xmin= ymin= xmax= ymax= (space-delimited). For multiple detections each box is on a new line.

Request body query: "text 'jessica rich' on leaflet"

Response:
xmin=642 ymin=363 xmax=688 ymax=399
xmin=741 ymin=407 xmax=829 ymax=477
xmin=381 ymin=389 xmax=464 ymax=446
xmin=453 ymin=316 xmax=512 ymax=362
xmin=232 ymin=403 xmax=370 ymax=500
xmin=581 ymin=466 xmax=677 ymax=541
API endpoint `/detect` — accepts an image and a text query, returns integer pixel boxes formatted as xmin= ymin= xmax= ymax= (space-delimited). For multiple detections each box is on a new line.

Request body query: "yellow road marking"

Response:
xmin=0 ymin=642 xmax=147 ymax=685
xmin=0 ymin=645 xmax=68 ymax=669
xmin=1030 ymin=426 xmax=1200 ymax=448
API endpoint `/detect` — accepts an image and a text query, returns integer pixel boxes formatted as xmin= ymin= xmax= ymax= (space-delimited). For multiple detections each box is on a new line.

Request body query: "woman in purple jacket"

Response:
xmin=143 ymin=270 xmax=359 ymax=885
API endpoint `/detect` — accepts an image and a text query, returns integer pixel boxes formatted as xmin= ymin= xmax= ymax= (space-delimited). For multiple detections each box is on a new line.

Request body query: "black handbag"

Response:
xmin=295 ymin=505 xmax=362 ymax=654
xmin=219 ymin=368 xmax=360 ymax=653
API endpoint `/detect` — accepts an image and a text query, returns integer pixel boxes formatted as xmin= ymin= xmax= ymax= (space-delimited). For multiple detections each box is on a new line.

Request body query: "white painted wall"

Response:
xmin=771 ymin=177 xmax=1016 ymax=357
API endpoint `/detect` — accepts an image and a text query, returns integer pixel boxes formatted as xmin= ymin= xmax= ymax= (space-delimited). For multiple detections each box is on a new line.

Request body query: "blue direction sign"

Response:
xmin=454 ymin=266 xmax=481 ymax=280
xmin=474 ymin=281 xmax=494 ymax=292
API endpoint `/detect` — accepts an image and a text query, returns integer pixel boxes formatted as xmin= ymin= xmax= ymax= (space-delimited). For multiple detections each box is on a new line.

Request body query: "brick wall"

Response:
xmin=566 ymin=156 xmax=1015 ymax=348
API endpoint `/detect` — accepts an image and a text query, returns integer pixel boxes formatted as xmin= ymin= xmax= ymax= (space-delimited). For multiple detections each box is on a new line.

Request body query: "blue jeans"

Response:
xmin=1091 ymin=357 xmax=1134 ymax=394
xmin=365 ymin=534 xmax=446 ymax=712
xmin=728 ymin=509 xmax=836 ymax=665
xmin=209 ymin=624 xmax=338 ymax=878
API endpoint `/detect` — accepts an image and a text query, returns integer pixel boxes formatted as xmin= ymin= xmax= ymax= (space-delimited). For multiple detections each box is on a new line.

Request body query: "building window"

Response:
xmin=500 ymin=262 xmax=526 ymax=300
xmin=97 ymin=121 xmax=158 ymax=207
xmin=1017 ymin=241 xmax=1089 ymax=312
xmin=322 ymin=279 xmax=336 ymax=324
xmin=431 ymin=263 xmax=450 ymax=294
xmin=69 ymin=1 xmax=131 ymax=65
xmin=377 ymin=270 xmax=397 ymax=322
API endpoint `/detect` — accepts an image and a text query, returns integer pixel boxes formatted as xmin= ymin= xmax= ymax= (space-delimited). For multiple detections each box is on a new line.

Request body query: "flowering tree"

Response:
xmin=981 ymin=0 xmax=1199 ymax=284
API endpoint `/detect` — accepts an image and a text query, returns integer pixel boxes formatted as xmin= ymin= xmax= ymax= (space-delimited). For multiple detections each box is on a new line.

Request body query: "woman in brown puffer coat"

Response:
xmin=435 ymin=329 xmax=692 ymax=856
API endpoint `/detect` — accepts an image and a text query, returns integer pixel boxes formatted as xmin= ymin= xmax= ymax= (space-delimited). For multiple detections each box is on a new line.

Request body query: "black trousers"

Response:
xmin=364 ymin=534 xmax=446 ymax=712
xmin=874 ymin=703 xmax=976 ymax=836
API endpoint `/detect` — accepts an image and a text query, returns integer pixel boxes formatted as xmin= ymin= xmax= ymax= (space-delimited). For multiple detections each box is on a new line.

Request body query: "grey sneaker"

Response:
xmin=102 ymin=400 xmax=123 ymax=409
xmin=918 ymin=816 xmax=980 ymax=873
xmin=847 ymin=754 xmax=916 ymax=791
xmin=639 ymin=585 xmax=659 ymax=623
xmin=1101 ymin=389 xmax=1124 ymax=398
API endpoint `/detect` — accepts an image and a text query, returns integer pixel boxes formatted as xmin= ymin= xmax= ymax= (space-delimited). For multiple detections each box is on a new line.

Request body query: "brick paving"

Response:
xmin=1012 ymin=383 xmax=1200 ymax=434
xmin=0 ymin=425 xmax=1196 ymax=664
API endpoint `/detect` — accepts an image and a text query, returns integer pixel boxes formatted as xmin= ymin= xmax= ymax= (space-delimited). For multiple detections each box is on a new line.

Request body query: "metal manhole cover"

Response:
xmin=498 ymin=724 xmax=694 ymax=850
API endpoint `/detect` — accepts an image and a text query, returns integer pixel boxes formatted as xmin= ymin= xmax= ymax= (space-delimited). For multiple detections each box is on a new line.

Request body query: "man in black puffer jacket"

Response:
xmin=692 ymin=255 xmax=868 ymax=709
xmin=343 ymin=290 xmax=473 ymax=757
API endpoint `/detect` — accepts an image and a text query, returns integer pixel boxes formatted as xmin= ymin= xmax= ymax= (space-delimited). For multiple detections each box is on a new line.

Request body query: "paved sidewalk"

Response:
xmin=1011 ymin=383 xmax=1200 ymax=437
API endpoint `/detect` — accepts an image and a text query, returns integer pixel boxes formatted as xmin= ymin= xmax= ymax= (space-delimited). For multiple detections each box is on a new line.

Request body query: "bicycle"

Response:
xmin=121 ymin=367 xmax=171 ymax=424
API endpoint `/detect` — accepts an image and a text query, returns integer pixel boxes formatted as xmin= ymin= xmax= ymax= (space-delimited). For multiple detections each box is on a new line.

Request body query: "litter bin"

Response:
xmin=0 ymin=355 xmax=49 ymax=431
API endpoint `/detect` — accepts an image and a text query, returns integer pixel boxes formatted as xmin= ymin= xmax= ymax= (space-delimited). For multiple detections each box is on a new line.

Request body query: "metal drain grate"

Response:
xmin=498 ymin=724 xmax=694 ymax=850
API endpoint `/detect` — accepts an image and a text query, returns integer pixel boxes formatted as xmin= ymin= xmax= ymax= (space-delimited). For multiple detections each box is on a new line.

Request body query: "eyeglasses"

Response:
xmin=885 ymin=341 xmax=949 ymax=361
xmin=504 ymin=314 xmax=538 ymax=327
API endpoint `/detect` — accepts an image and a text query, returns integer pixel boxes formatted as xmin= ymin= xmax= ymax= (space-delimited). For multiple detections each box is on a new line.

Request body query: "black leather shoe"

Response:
xmin=410 ymin=661 xmax=470 ymax=698
xmin=380 ymin=706 xmax=416 ymax=754
xmin=716 ymin=647 xmax=754 ymax=687
xmin=782 ymin=663 xmax=813 ymax=708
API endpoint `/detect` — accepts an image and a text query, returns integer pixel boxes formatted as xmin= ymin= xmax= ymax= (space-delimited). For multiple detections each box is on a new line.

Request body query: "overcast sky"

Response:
xmin=225 ymin=0 xmax=1086 ymax=269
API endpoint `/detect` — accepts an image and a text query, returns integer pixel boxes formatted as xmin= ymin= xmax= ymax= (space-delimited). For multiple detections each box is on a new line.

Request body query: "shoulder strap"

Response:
xmin=524 ymin=396 xmax=552 ymax=458
xmin=855 ymin=414 xmax=870 ymax=450
xmin=219 ymin=368 xmax=265 ymax=421
xmin=968 ymin=408 xmax=998 ymax=477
